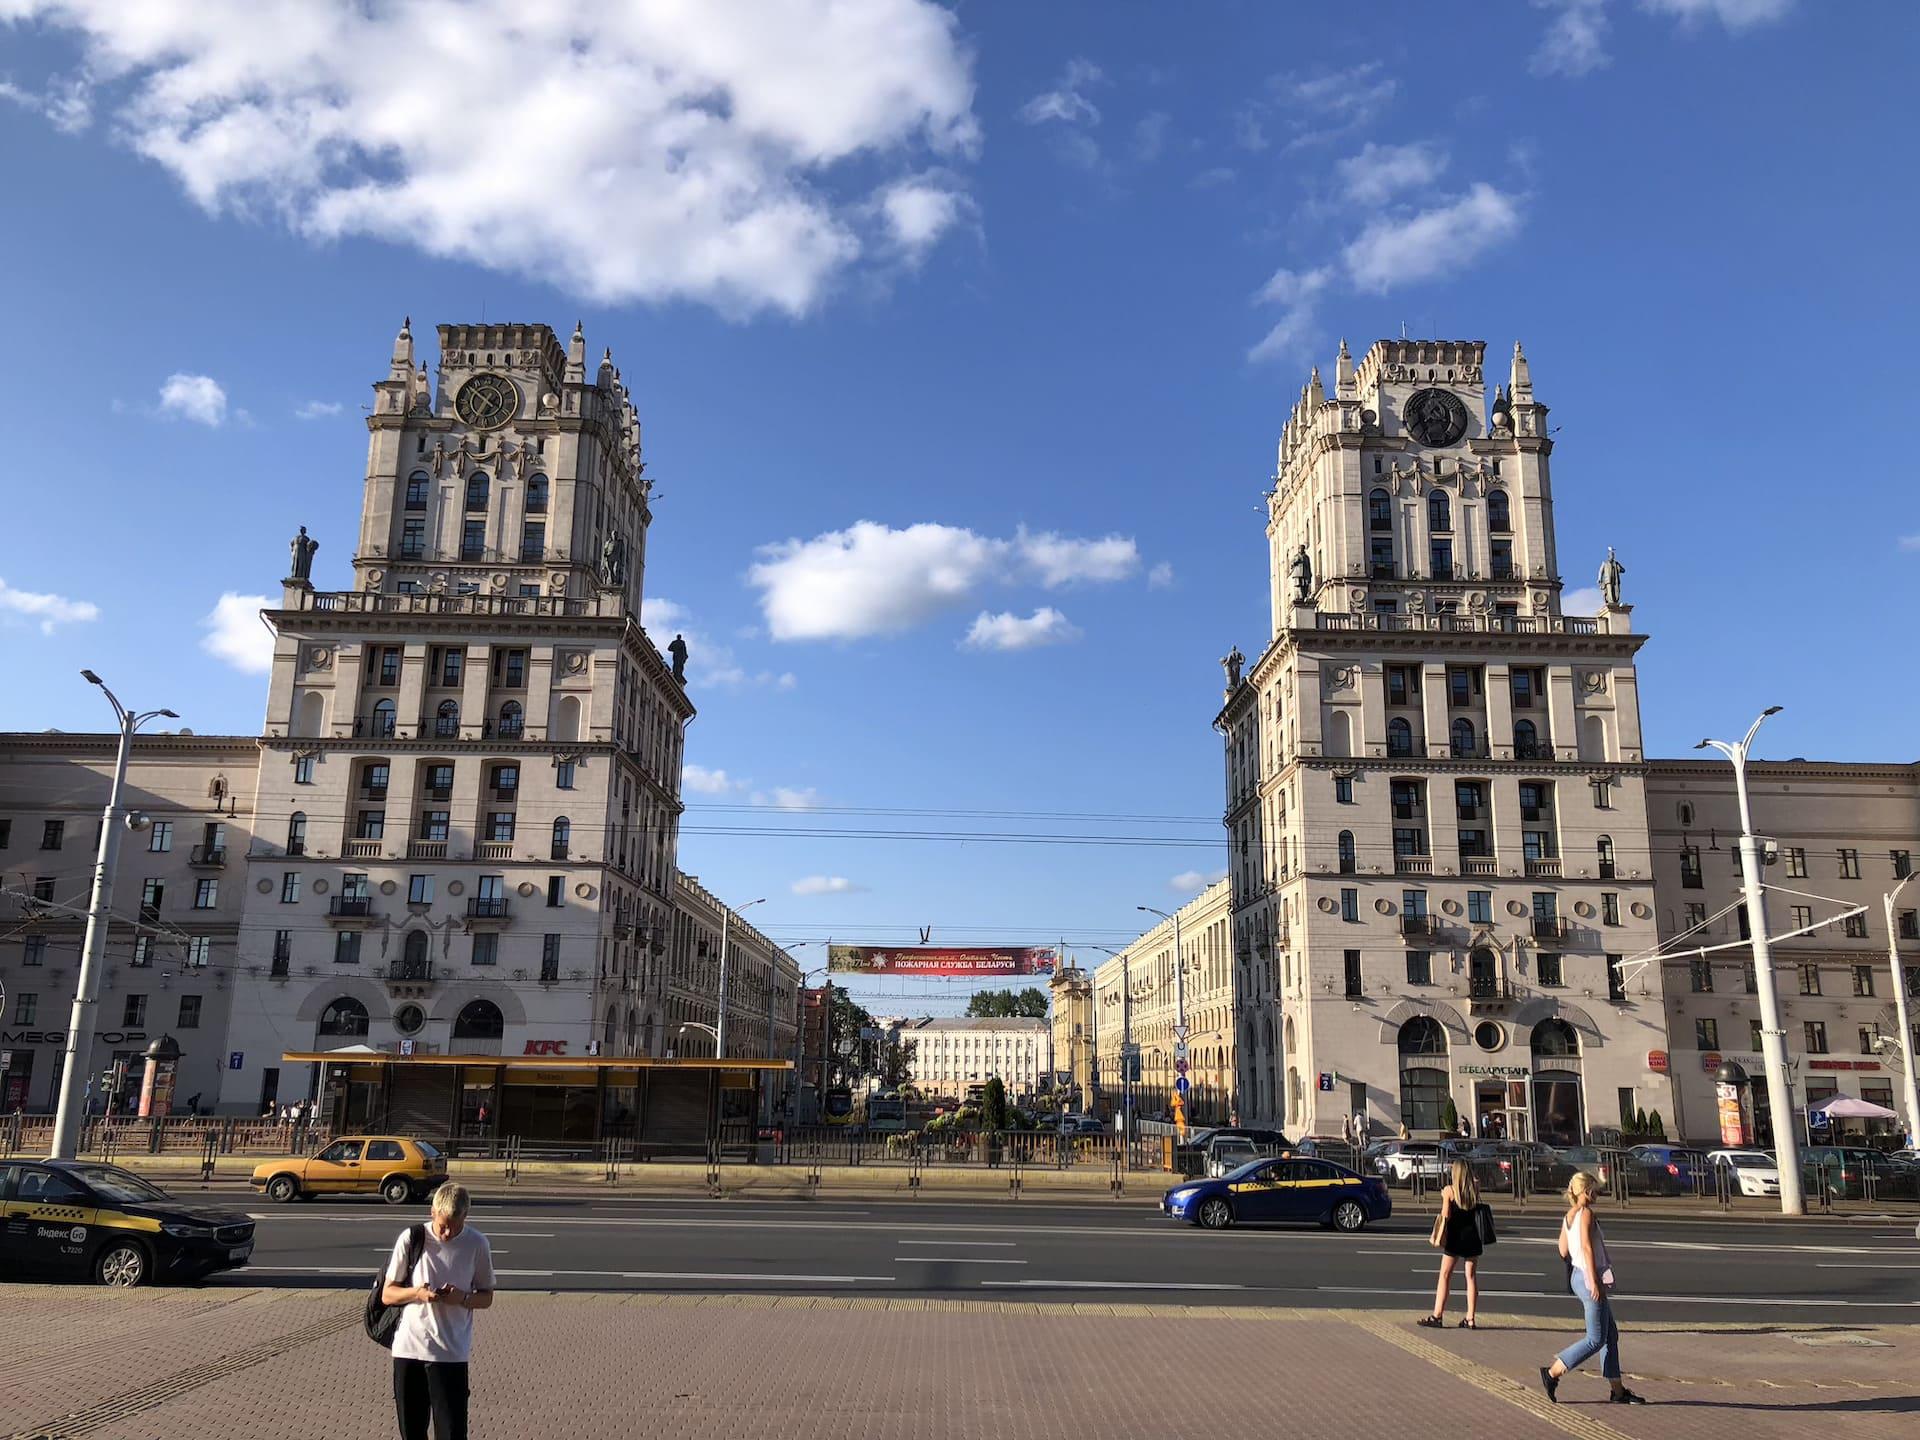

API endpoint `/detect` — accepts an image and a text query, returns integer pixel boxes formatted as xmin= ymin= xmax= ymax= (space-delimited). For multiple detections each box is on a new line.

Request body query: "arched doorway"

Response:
xmin=1397 ymin=1017 xmax=1449 ymax=1133
xmin=317 ymin=996 xmax=369 ymax=1038
xmin=453 ymin=999 xmax=504 ymax=1043
xmin=1530 ymin=1019 xmax=1584 ymax=1145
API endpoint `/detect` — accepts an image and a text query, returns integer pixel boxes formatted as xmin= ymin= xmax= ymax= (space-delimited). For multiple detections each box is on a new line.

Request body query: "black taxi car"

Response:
xmin=1 ymin=1158 xmax=255 ymax=1287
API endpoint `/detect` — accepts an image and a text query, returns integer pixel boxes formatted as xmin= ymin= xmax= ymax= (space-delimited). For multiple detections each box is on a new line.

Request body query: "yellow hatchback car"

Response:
xmin=251 ymin=1136 xmax=446 ymax=1204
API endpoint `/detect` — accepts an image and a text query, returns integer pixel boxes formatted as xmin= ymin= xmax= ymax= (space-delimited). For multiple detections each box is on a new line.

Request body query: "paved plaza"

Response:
xmin=1 ymin=1283 xmax=1911 ymax=1440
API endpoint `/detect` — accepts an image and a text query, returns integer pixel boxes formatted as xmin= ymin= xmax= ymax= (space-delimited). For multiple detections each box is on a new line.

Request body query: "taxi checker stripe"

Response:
xmin=6 ymin=1309 xmax=361 ymax=1440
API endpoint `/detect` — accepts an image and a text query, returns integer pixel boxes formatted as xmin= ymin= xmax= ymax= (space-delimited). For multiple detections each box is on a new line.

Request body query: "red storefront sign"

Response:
xmin=1700 ymin=1051 xmax=1722 ymax=1073
xmin=1808 ymin=1059 xmax=1880 ymax=1071
xmin=522 ymin=1040 xmax=569 ymax=1056
xmin=1646 ymin=1050 xmax=1669 ymax=1073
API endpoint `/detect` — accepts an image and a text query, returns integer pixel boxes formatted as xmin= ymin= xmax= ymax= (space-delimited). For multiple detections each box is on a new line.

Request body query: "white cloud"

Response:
xmin=1336 ymin=141 xmax=1449 ymax=205
xmin=1275 ymin=61 xmax=1399 ymax=149
xmin=1169 ymin=868 xmax=1227 ymax=895
xmin=1531 ymin=0 xmax=1612 ymax=77
xmin=1019 ymin=58 xmax=1103 ymax=126
xmin=7 ymin=0 xmax=978 ymax=318
xmin=294 ymin=399 xmax=343 ymax=420
xmin=1342 ymin=183 xmax=1524 ymax=294
xmin=877 ymin=174 xmax=972 ymax=262
xmin=1895 ymin=535 xmax=1920 ymax=553
xmin=791 ymin=875 xmax=869 ymax=896
xmin=157 ymin=373 xmax=228 ymax=426
xmin=754 ymin=787 xmax=821 ymax=811
xmin=1561 ymin=586 xmax=1605 ymax=616
xmin=0 ymin=73 xmax=92 ymax=132
xmin=963 ymin=607 xmax=1081 ymax=651
xmin=748 ymin=522 xmax=1139 ymax=641
xmin=1132 ymin=110 xmax=1170 ymax=162
xmin=643 ymin=595 xmax=795 ymax=690
xmin=0 ymin=577 xmax=101 ymax=633
xmin=1642 ymin=0 xmax=1794 ymax=29
xmin=199 ymin=592 xmax=272 ymax=673
xmin=1147 ymin=562 xmax=1175 ymax=589
xmin=681 ymin=764 xmax=739 ymax=795
xmin=1248 ymin=265 xmax=1334 ymax=363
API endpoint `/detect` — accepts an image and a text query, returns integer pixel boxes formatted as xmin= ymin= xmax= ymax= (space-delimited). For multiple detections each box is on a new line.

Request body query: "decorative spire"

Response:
xmin=1510 ymin=340 xmax=1533 ymax=400
xmin=565 ymin=321 xmax=587 ymax=384
xmin=1307 ymin=365 xmax=1324 ymax=410
xmin=1335 ymin=337 xmax=1355 ymax=393
xmin=390 ymin=316 xmax=414 ymax=370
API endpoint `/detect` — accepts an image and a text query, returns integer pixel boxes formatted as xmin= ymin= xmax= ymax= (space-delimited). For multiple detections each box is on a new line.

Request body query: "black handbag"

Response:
xmin=1473 ymin=1203 xmax=1497 ymax=1246
xmin=366 ymin=1224 xmax=427 ymax=1348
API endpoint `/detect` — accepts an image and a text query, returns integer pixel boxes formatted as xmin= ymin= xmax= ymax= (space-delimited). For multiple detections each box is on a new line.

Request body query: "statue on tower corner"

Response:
xmin=288 ymin=526 xmax=318 ymax=581
xmin=668 ymin=633 xmax=689 ymax=683
xmin=1290 ymin=543 xmax=1313 ymax=603
xmin=600 ymin=533 xmax=628 ymax=588
xmin=1221 ymin=646 xmax=1245 ymax=689
xmin=1598 ymin=547 xmax=1626 ymax=608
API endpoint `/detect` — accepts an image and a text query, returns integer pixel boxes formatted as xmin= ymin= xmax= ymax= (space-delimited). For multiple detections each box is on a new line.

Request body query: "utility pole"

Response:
xmin=712 ymin=895 xmax=766 ymax=1060
xmin=51 ymin=672 xmax=177 ymax=1161
xmin=1883 ymin=873 xmax=1920 ymax=1150
xmin=1696 ymin=706 xmax=1804 ymax=1215
xmin=1138 ymin=904 xmax=1189 ymax=1130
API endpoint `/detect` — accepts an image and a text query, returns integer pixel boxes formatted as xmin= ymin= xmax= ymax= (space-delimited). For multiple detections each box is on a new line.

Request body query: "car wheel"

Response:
xmin=381 ymin=1177 xmax=413 ymax=1205
xmin=1331 ymin=1200 xmax=1367 ymax=1232
xmin=95 ymin=1239 xmax=149 ymax=1288
xmin=265 ymin=1174 xmax=299 ymax=1203
xmin=1197 ymin=1197 xmax=1234 ymax=1230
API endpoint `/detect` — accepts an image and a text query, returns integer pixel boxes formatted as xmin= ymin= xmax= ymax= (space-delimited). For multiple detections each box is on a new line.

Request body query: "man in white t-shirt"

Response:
xmin=381 ymin=1181 xmax=495 ymax=1440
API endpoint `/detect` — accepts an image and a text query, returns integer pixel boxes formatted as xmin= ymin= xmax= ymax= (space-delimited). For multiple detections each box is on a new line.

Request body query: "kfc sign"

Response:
xmin=522 ymin=1040 xmax=568 ymax=1056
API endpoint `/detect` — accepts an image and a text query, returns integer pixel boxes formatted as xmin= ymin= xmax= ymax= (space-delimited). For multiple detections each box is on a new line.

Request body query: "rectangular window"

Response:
xmin=148 ymin=820 xmax=173 ymax=853
xmin=130 ymin=936 xmax=151 ymax=967
xmin=1429 ymin=538 xmax=1453 ymax=578
xmin=1601 ymin=892 xmax=1620 ymax=926
xmin=1785 ymin=847 xmax=1807 ymax=878
xmin=1393 ymin=828 xmax=1427 ymax=858
xmin=1679 ymin=846 xmax=1703 ymax=888
xmin=1790 ymin=904 xmax=1813 ymax=932
xmin=24 ymin=935 xmax=47 ymax=966
xmin=355 ymin=811 xmax=385 ymax=840
xmin=418 ymin=810 xmax=450 ymax=841
xmin=1368 ymin=537 xmax=1395 ymax=578
xmin=272 ymin=930 xmax=292 ymax=971
xmin=1457 ymin=828 xmax=1489 ymax=858
xmin=377 ymin=647 xmax=401 ymax=686
xmin=0 ymin=818 xmax=9 ymax=847
xmin=1340 ymin=887 xmax=1358 ymax=922
xmin=1695 ymin=1018 xmax=1719 ymax=1050
xmin=1843 ymin=914 xmax=1868 ymax=939
xmin=491 ymin=763 xmax=519 ymax=797
xmin=547 ymin=875 xmax=563 ymax=908
xmin=423 ymin=764 xmax=455 ymax=797
xmin=1690 ymin=959 xmax=1713 ymax=993
xmin=441 ymin=649 xmax=464 ymax=687
xmin=178 ymin=995 xmax=202 ymax=1029
xmin=1490 ymin=538 xmax=1514 ymax=580
xmin=1468 ymin=891 xmax=1492 ymax=924
xmin=400 ymin=517 xmax=426 ymax=558
xmin=141 ymin=878 xmax=164 ymax=916
xmin=1590 ymin=778 xmax=1612 ymax=810
xmin=405 ymin=472 xmax=428 ymax=509
xmin=1522 ymin=829 xmax=1556 ymax=861
xmin=1853 ymin=965 xmax=1875 ymax=996
xmin=1334 ymin=775 xmax=1354 ymax=804
xmin=1386 ymin=666 xmax=1418 ymax=706
xmin=408 ymin=874 xmax=434 ymax=904
xmin=473 ymin=933 xmax=499 ymax=966
xmin=556 ymin=760 xmax=576 ymax=790
xmin=520 ymin=521 xmax=545 ymax=562
xmin=281 ymin=872 xmax=301 ymax=903
xmin=1804 ymin=1020 xmax=1828 ymax=1054
xmin=1838 ymin=848 xmax=1860 ymax=879
xmin=187 ymin=937 xmax=211 ymax=967
xmin=123 ymin=995 xmax=147 ymax=1027
xmin=1538 ymin=952 xmax=1563 ymax=987
xmin=42 ymin=820 xmax=64 ymax=850
xmin=1343 ymin=949 xmax=1362 ymax=999
xmin=495 ymin=649 xmax=527 ymax=687
xmin=542 ymin=933 xmax=562 ymax=982
xmin=1901 ymin=911 xmax=1919 ymax=941
xmin=1895 ymin=850 xmax=1914 ymax=881
xmin=1454 ymin=781 xmax=1486 ymax=819
xmin=1685 ymin=902 xmax=1707 ymax=930
xmin=293 ymin=755 xmax=314 ymax=784
xmin=488 ymin=812 xmax=516 ymax=843
xmin=1743 ymin=961 xmax=1756 ymax=993
xmin=1606 ymin=954 xmax=1626 ymax=1002
xmin=1750 ymin=1019 xmax=1764 ymax=1050
xmin=334 ymin=932 xmax=361 ymax=965
xmin=341 ymin=872 xmax=370 ymax=900
xmin=1861 ymin=1026 xmax=1879 ymax=1056
xmin=14 ymin=992 xmax=36 ymax=1025
xmin=1447 ymin=667 xmax=1479 ymax=706
xmin=1406 ymin=950 xmax=1432 ymax=985
xmin=1799 ymin=964 xmax=1821 ymax=996
xmin=1391 ymin=781 xmax=1422 ymax=819
xmin=1617 ymin=1087 xmax=1635 ymax=1128
xmin=1737 ymin=910 xmax=1750 ymax=940
xmin=1518 ymin=781 xmax=1551 ymax=820
xmin=461 ymin=519 xmax=486 ymax=560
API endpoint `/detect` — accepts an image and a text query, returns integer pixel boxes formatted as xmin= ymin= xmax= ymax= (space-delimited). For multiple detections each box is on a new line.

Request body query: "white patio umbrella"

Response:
xmin=1809 ymin=1095 xmax=1898 ymax=1121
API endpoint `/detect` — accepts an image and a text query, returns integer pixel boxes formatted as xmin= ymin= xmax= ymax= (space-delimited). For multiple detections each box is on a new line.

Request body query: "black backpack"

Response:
xmin=366 ymin=1224 xmax=427 ymax=1348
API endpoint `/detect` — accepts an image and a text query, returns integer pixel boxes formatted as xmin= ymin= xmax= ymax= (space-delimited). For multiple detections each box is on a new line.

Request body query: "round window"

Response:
xmin=1474 ymin=1021 xmax=1505 ymax=1052
xmin=394 ymin=1003 xmax=427 ymax=1036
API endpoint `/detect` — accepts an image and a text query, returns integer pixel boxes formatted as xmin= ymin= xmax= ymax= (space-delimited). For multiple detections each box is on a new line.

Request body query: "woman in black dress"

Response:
xmin=1420 ymin=1159 xmax=1483 ymax=1328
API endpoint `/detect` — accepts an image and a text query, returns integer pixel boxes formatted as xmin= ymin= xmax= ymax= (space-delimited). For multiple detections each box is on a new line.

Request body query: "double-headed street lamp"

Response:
xmin=51 ymin=671 xmax=178 ymax=1162
xmin=1882 ymin=872 xmax=1920 ymax=1150
xmin=1695 ymin=705 xmax=1805 ymax=1215
xmin=712 ymin=895 xmax=766 ymax=1060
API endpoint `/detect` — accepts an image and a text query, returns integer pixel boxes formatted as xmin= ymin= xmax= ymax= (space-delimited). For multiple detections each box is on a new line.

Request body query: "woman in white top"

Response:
xmin=382 ymin=1181 xmax=495 ymax=1440
xmin=1540 ymin=1172 xmax=1645 ymax=1405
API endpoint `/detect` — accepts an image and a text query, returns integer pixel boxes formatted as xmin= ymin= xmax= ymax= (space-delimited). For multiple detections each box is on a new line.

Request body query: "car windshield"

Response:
xmin=416 ymin=1141 xmax=441 ymax=1158
xmin=1725 ymin=1151 xmax=1771 ymax=1165
xmin=1222 ymin=1157 xmax=1276 ymax=1182
xmin=67 ymin=1164 xmax=171 ymax=1204
xmin=1561 ymin=1147 xmax=1600 ymax=1161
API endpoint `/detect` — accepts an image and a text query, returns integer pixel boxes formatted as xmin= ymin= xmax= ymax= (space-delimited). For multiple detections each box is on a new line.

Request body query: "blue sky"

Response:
xmin=2 ymin=1 xmax=1914 ymax=1014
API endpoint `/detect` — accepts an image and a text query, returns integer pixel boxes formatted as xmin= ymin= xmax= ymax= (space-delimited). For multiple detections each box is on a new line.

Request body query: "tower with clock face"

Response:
xmin=1215 ymin=338 xmax=1671 ymax=1149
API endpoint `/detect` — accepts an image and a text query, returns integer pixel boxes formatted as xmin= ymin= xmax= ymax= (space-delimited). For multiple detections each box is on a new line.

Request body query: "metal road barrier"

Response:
xmin=199 ymin=1130 xmax=218 ymax=1183
xmin=601 ymin=1136 xmax=628 ymax=1184
xmin=704 ymin=1142 xmax=722 ymax=1197
xmin=503 ymin=1135 xmax=522 ymax=1185
xmin=1006 ymin=1156 xmax=1024 ymax=1200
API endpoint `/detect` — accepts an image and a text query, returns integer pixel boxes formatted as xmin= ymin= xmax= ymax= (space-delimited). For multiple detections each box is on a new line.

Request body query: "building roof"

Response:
xmin=905 ymin=1017 xmax=1046 ymax=1033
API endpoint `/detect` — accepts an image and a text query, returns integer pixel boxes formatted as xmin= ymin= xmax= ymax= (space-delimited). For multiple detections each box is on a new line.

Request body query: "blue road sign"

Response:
xmin=228 ymin=1051 xmax=244 ymax=1070
xmin=1174 ymin=1075 xmax=1190 ymax=1096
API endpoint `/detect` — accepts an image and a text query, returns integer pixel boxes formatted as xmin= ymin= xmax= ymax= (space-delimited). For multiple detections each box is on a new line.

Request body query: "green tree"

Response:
xmin=966 ymin=987 xmax=1050 ymax=1019
xmin=981 ymin=1076 xmax=1009 ymax=1132
xmin=1647 ymin=1109 xmax=1666 ymax=1139
xmin=1441 ymin=1097 xmax=1459 ymax=1134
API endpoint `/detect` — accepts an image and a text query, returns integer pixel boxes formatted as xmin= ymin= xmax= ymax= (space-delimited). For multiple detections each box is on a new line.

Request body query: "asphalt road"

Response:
xmin=200 ymin=1188 xmax=1920 ymax=1323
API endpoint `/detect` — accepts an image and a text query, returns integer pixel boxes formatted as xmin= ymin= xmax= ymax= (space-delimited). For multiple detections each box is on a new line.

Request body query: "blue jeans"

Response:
xmin=1556 ymin=1271 xmax=1621 ymax=1380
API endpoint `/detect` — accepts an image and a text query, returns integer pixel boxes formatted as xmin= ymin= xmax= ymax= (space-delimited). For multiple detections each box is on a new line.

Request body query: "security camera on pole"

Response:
xmin=1694 ymin=706 xmax=1805 ymax=1215
xmin=50 ymin=671 xmax=178 ymax=1162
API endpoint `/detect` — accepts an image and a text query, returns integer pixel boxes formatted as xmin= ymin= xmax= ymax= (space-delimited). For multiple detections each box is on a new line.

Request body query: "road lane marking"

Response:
xmin=494 ymin=1268 xmax=895 ymax=1283
xmin=894 ymin=1257 xmax=1028 ymax=1265
xmin=897 ymin=1240 xmax=1018 ymax=1247
xmin=982 ymin=1280 xmax=1253 ymax=1291
xmin=1816 ymin=1262 xmax=1920 ymax=1269
xmin=1411 ymin=1268 xmax=1541 ymax=1276
xmin=1318 ymin=1285 xmax=1920 ymax=1309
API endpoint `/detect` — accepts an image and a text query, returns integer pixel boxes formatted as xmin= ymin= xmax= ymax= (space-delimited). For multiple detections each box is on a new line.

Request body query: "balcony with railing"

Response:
xmin=1524 ymin=857 xmax=1563 ymax=879
xmin=484 ymin=717 xmax=526 ymax=739
xmin=327 ymin=896 xmax=377 ymax=926
xmin=466 ymin=898 xmax=511 ymax=926
xmin=1461 ymin=857 xmax=1499 ymax=877
xmin=1401 ymin=913 xmax=1443 ymax=939
xmin=1468 ymin=975 xmax=1515 ymax=1009
xmin=476 ymin=841 xmax=515 ymax=861
xmin=1532 ymin=915 xmax=1569 ymax=941
xmin=1394 ymin=853 xmax=1433 ymax=876
xmin=1312 ymin=611 xmax=1614 ymax=637
xmin=188 ymin=844 xmax=226 ymax=868
xmin=382 ymin=958 xmax=437 ymax=992
xmin=354 ymin=713 xmax=399 ymax=739
xmin=345 ymin=838 xmax=384 ymax=859
xmin=408 ymin=839 xmax=449 ymax=860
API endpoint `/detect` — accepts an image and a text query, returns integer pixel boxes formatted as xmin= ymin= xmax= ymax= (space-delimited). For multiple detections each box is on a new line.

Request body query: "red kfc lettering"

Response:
xmin=522 ymin=1040 xmax=568 ymax=1056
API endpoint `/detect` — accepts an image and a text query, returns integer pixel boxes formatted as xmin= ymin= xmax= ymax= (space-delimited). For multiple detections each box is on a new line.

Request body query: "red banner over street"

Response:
xmin=827 ymin=946 xmax=1057 ymax=977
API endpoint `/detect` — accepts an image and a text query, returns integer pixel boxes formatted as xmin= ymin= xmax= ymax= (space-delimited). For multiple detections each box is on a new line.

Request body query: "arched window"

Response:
xmin=551 ymin=817 xmax=571 ymax=860
xmin=1451 ymin=716 xmax=1476 ymax=758
xmin=1487 ymin=488 xmax=1511 ymax=533
xmin=405 ymin=472 xmax=430 ymax=511
xmin=1469 ymin=947 xmax=1499 ymax=999
xmin=1531 ymin=1019 xmax=1580 ymax=1057
xmin=525 ymin=474 xmax=548 ymax=513
xmin=1597 ymin=835 xmax=1615 ymax=878
xmin=1368 ymin=488 xmax=1392 ymax=531
xmin=1398 ymin=1017 xmax=1448 ymax=1055
xmin=498 ymin=700 xmax=523 ymax=738
xmin=372 ymin=698 xmax=396 ymax=738
xmin=1337 ymin=829 xmax=1356 ymax=874
xmin=1428 ymin=489 xmax=1451 ymax=533
xmin=453 ymin=999 xmax=504 ymax=1040
xmin=318 ymin=997 xmax=369 ymax=1036
xmin=435 ymin=699 xmax=459 ymax=738
xmin=1387 ymin=716 xmax=1414 ymax=757
xmin=1513 ymin=718 xmax=1539 ymax=758
xmin=465 ymin=473 xmax=489 ymax=511
xmin=286 ymin=812 xmax=307 ymax=856
xmin=401 ymin=930 xmax=430 ymax=979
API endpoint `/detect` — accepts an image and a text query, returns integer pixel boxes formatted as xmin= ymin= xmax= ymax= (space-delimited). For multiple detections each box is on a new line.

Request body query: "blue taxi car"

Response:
xmin=1161 ymin=1155 xmax=1391 ymax=1232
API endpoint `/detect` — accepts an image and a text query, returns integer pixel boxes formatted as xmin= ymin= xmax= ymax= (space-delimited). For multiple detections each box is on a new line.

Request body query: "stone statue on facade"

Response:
xmin=601 ymin=533 xmax=627 ymax=588
xmin=1290 ymin=543 xmax=1313 ymax=602
xmin=1221 ymin=646 xmax=1245 ymax=689
xmin=668 ymin=633 xmax=689 ymax=683
xmin=288 ymin=526 xmax=318 ymax=581
xmin=1598 ymin=547 xmax=1625 ymax=607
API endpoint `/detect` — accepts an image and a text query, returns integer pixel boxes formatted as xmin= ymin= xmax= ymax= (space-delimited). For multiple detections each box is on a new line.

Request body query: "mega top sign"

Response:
xmin=827 ymin=946 xmax=1057 ymax=977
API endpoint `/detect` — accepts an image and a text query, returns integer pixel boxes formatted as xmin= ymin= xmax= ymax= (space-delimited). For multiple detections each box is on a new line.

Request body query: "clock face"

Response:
xmin=1403 ymin=387 xmax=1468 ymax=447
xmin=455 ymin=373 xmax=518 ymax=430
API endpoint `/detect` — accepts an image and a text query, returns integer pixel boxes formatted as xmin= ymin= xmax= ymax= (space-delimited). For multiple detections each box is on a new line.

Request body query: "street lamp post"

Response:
xmin=1138 ymin=904 xmax=1189 ymax=1130
xmin=1695 ymin=706 xmax=1805 ymax=1215
xmin=1882 ymin=873 xmax=1920 ymax=1150
xmin=713 ymin=895 xmax=766 ymax=1060
xmin=51 ymin=671 xmax=178 ymax=1162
